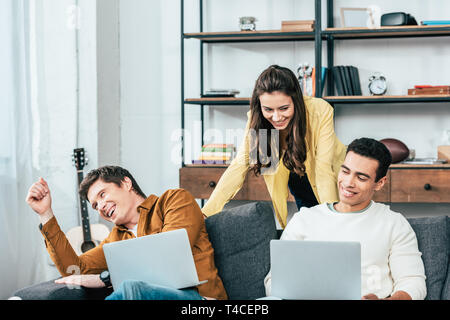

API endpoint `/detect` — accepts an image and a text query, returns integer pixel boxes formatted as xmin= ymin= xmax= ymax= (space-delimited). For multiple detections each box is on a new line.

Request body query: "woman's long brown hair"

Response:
xmin=249 ymin=65 xmax=307 ymax=177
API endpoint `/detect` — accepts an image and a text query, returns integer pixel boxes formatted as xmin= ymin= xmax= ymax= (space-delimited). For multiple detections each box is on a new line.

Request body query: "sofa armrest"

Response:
xmin=13 ymin=279 xmax=113 ymax=300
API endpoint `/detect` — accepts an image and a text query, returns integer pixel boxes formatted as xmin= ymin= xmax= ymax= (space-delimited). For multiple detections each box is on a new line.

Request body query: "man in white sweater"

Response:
xmin=264 ymin=138 xmax=427 ymax=300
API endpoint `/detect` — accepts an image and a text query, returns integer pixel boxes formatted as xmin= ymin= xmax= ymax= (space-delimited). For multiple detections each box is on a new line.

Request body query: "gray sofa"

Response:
xmin=13 ymin=202 xmax=450 ymax=300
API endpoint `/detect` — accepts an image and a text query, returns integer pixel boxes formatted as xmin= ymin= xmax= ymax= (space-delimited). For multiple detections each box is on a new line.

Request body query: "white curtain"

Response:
xmin=0 ymin=0 xmax=46 ymax=299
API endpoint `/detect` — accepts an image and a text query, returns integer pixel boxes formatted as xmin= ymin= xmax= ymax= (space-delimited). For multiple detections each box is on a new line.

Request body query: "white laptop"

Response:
xmin=103 ymin=228 xmax=207 ymax=290
xmin=270 ymin=240 xmax=361 ymax=300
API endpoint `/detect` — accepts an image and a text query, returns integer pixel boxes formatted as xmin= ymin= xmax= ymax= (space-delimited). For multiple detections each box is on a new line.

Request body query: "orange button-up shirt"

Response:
xmin=40 ymin=188 xmax=227 ymax=300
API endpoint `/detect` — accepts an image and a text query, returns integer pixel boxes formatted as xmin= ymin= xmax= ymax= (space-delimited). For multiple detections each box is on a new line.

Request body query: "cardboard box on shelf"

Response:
xmin=438 ymin=145 xmax=450 ymax=161
xmin=281 ymin=20 xmax=314 ymax=32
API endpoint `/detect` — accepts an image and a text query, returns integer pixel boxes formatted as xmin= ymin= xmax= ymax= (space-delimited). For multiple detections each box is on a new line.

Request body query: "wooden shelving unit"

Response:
xmin=180 ymin=0 xmax=450 ymax=205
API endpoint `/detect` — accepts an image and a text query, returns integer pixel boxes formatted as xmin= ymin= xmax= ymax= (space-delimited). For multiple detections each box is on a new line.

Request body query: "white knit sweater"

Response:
xmin=264 ymin=201 xmax=427 ymax=300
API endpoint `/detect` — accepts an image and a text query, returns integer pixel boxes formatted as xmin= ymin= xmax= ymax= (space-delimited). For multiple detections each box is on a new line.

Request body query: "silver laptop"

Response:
xmin=103 ymin=228 xmax=207 ymax=290
xmin=270 ymin=240 xmax=361 ymax=300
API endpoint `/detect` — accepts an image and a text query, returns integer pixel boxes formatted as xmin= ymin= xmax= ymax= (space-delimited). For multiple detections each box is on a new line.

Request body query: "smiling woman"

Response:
xmin=260 ymin=92 xmax=295 ymax=132
xmin=202 ymin=65 xmax=347 ymax=228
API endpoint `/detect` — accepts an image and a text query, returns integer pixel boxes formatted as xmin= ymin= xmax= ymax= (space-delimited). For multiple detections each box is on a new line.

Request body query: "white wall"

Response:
xmin=27 ymin=0 xmax=121 ymax=281
xmin=118 ymin=0 xmax=450 ymax=218
xmin=28 ymin=0 xmax=101 ymax=280
xmin=97 ymin=0 xmax=121 ymax=167
xmin=119 ymin=0 xmax=182 ymax=197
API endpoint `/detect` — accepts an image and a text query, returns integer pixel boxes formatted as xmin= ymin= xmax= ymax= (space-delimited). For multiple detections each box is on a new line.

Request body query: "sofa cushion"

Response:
xmin=407 ymin=216 xmax=449 ymax=300
xmin=205 ymin=202 xmax=277 ymax=300
xmin=441 ymin=217 xmax=450 ymax=300
xmin=13 ymin=279 xmax=112 ymax=300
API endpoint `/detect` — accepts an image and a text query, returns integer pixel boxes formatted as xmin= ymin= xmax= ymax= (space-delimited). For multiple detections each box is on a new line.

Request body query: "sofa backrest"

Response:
xmin=205 ymin=202 xmax=277 ymax=300
xmin=441 ymin=217 xmax=450 ymax=300
xmin=407 ymin=216 xmax=450 ymax=300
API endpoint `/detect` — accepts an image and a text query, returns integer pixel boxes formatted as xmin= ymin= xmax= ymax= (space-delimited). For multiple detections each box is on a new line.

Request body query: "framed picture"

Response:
xmin=340 ymin=7 xmax=371 ymax=28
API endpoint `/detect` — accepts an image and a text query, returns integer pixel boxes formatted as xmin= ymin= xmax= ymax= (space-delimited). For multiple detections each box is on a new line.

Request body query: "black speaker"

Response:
xmin=381 ymin=12 xmax=418 ymax=26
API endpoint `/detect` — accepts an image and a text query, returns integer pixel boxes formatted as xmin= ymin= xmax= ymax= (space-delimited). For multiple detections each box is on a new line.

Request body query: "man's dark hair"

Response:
xmin=346 ymin=138 xmax=392 ymax=182
xmin=79 ymin=165 xmax=146 ymax=202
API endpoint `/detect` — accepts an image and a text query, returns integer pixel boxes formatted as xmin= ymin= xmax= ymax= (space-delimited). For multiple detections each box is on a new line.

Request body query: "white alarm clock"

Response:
xmin=368 ymin=72 xmax=387 ymax=95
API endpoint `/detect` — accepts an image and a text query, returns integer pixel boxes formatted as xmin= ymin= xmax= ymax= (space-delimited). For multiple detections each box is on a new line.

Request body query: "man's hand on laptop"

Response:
xmin=55 ymin=274 xmax=105 ymax=288
xmin=362 ymin=290 xmax=412 ymax=300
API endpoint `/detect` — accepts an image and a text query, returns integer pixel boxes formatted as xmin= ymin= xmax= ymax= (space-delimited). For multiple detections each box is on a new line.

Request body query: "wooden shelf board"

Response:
xmin=390 ymin=163 xmax=450 ymax=169
xmin=325 ymin=94 xmax=450 ymax=99
xmin=324 ymin=95 xmax=450 ymax=104
xmin=184 ymin=29 xmax=315 ymax=42
xmin=184 ymin=163 xmax=450 ymax=169
xmin=324 ymin=25 xmax=450 ymax=38
xmin=184 ymin=164 xmax=229 ymax=168
xmin=186 ymin=95 xmax=450 ymax=105
xmin=185 ymin=97 xmax=251 ymax=105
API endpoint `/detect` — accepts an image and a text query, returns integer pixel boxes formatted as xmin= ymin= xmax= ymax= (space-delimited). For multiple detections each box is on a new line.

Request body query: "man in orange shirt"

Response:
xmin=26 ymin=166 xmax=227 ymax=300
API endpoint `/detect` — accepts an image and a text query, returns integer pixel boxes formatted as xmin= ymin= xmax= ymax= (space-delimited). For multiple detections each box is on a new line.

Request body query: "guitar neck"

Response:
xmin=77 ymin=170 xmax=92 ymax=242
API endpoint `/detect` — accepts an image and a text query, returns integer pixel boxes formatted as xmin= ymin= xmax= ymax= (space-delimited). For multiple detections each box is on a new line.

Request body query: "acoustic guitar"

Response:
xmin=66 ymin=148 xmax=110 ymax=255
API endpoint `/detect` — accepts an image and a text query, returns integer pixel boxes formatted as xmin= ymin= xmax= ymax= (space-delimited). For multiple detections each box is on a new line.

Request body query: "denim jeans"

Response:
xmin=105 ymin=280 xmax=204 ymax=300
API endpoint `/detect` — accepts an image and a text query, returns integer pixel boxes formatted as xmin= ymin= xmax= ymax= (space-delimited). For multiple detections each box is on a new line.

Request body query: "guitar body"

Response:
xmin=66 ymin=224 xmax=110 ymax=256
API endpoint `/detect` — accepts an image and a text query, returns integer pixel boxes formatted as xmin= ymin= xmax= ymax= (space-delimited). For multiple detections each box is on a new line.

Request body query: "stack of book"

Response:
xmin=281 ymin=20 xmax=315 ymax=32
xmin=201 ymin=89 xmax=240 ymax=98
xmin=192 ymin=144 xmax=235 ymax=165
xmin=330 ymin=65 xmax=362 ymax=96
xmin=408 ymin=85 xmax=450 ymax=95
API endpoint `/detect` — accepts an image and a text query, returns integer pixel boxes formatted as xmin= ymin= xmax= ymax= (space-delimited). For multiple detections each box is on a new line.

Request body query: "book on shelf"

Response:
xmin=349 ymin=66 xmax=362 ymax=95
xmin=331 ymin=67 xmax=345 ymax=96
xmin=201 ymin=89 xmax=240 ymax=98
xmin=341 ymin=66 xmax=352 ymax=95
xmin=201 ymin=144 xmax=234 ymax=151
xmin=330 ymin=65 xmax=362 ymax=96
xmin=191 ymin=160 xmax=228 ymax=165
xmin=191 ymin=144 xmax=236 ymax=165
xmin=408 ymin=85 xmax=450 ymax=95
xmin=199 ymin=151 xmax=232 ymax=158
